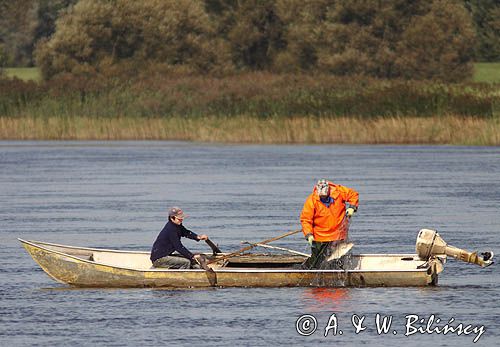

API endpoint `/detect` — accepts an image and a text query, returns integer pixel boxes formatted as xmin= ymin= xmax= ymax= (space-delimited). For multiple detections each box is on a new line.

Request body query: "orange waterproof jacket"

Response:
xmin=300 ymin=181 xmax=359 ymax=242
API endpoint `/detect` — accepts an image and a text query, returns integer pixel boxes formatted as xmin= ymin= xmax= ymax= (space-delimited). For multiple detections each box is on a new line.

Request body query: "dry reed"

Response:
xmin=0 ymin=115 xmax=498 ymax=145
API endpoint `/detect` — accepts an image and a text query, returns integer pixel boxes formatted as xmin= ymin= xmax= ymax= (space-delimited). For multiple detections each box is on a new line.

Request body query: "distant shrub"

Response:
xmin=35 ymin=0 xmax=233 ymax=79
xmin=276 ymin=0 xmax=475 ymax=82
xmin=34 ymin=0 xmax=477 ymax=82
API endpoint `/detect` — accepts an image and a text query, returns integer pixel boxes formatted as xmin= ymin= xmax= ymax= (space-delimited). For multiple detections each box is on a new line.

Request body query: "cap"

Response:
xmin=168 ymin=206 xmax=186 ymax=219
xmin=316 ymin=179 xmax=330 ymax=196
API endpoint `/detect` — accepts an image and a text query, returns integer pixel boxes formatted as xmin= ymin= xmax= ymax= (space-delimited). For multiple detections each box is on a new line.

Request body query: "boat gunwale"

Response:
xmin=18 ymin=238 xmax=151 ymax=255
xmin=18 ymin=238 xmax=432 ymax=274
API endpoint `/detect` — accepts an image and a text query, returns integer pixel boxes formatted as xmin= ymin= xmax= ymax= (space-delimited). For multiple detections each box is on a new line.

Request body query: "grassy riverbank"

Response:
xmin=1 ymin=115 xmax=498 ymax=145
xmin=4 ymin=62 xmax=500 ymax=83
xmin=1 ymin=73 xmax=499 ymax=118
xmin=473 ymin=63 xmax=500 ymax=83
xmin=2 ymin=68 xmax=42 ymax=82
xmin=1 ymin=67 xmax=499 ymax=144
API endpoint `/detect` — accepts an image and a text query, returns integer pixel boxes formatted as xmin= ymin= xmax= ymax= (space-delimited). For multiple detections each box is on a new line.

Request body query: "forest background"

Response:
xmin=0 ymin=0 xmax=499 ymax=144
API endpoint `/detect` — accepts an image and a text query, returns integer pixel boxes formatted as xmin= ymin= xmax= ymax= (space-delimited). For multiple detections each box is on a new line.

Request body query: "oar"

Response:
xmin=193 ymin=254 xmax=217 ymax=287
xmin=207 ymin=229 xmax=302 ymax=265
xmin=205 ymin=238 xmax=222 ymax=255
xmin=240 ymin=241 xmax=309 ymax=257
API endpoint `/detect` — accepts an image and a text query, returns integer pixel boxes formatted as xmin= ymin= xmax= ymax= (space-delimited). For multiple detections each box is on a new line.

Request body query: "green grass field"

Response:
xmin=474 ymin=63 xmax=500 ymax=83
xmin=3 ymin=67 xmax=41 ymax=81
xmin=2 ymin=63 xmax=500 ymax=83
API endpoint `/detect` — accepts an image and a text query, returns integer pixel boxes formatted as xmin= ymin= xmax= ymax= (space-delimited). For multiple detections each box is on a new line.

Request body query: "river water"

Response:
xmin=0 ymin=141 xmax=498 ymax=346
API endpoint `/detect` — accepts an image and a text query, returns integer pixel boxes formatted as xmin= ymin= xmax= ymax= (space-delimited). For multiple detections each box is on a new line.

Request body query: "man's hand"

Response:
xmin=197 ymin=234 xmax=208 ymax=241
xmin=306 ymin=234 xmax=314 ymax=246
xmin=346 ymin=207 xmax=356 ymax=218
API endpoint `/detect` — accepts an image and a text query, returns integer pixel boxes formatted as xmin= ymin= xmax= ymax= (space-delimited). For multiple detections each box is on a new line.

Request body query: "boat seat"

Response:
xmin=92 ymin=252 xmax=153 ymax=270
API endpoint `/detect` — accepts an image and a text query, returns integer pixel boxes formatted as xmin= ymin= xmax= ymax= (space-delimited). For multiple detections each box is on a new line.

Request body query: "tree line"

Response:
xmin=0 ymin=0 xmax=499 ymax=82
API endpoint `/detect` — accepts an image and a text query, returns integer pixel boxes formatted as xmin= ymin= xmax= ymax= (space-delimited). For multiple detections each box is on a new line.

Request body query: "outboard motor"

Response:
xmin=416 ymin=229 xmax=494 ymax=267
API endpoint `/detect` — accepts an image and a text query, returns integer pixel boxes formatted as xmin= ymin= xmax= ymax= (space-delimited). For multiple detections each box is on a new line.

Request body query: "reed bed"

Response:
xmin=1 ymin=72 xmax=498 ymax=144
xmin=1 ymin=115 xmax=498 ymax=145
xmin=1 ymin=73 xmax=499 ymax=119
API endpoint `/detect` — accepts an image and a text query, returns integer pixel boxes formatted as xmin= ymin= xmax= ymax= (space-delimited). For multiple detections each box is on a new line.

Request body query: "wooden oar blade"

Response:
xmin=195 ymin=254 xmax=217 ymax=286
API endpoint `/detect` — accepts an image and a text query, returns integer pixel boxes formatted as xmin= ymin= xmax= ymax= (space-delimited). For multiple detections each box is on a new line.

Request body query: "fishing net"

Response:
xmin=301 ymin=240 xmax=354 ymax=270
xmin=301 ymin=215 xmax=355 ymax=270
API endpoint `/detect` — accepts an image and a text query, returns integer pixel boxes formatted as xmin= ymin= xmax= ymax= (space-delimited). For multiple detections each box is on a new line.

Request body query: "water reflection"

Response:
xmin=302 ymin=287 xmax=350 ymax=312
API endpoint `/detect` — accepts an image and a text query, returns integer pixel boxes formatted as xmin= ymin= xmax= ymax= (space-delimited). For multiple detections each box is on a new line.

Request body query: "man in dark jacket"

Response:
xmin=150 ymin=207 xmax=208 ymax=269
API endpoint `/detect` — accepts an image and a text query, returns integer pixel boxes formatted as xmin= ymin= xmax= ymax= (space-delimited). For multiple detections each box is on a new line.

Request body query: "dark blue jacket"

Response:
xmin=150 ymin=220 xmax=199 ymax=262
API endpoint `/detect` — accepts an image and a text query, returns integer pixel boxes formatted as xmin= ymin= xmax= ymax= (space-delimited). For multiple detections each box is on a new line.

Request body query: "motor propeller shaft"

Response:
xmin=416 ymin=229 xmax=494 ymax=267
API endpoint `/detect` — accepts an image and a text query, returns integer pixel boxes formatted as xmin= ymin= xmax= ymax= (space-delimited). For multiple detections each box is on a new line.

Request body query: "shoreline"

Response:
xmin=1 ymin=115 xmax=499 ymax=145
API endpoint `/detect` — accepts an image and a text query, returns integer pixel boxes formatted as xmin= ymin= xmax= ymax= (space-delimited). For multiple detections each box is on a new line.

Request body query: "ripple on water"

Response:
xmin=1 ymin=142 xmax=498 ymax=346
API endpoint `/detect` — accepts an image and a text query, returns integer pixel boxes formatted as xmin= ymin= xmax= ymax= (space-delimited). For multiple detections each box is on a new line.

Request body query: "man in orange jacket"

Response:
xmin=300 ymin=179 xmax=359 ymax=269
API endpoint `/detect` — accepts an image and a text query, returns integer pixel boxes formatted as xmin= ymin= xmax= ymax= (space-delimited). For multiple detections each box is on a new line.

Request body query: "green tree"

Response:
xmin=0 ymin=0 xmax=39 ymax=66
xmin=0 ymin=43 xmax=6 ymax=66
xmin=277 ymin=0 xmax=474 ymax=81
xmin=31 ymin=0 xmax=479 ymax=82
xmin=464 ymin=0 xmax=500 ymax=61
xmin=35 ymin=0 xmax=232 ymax=79
xmin=35 ymin=0 xmax=78 ymax=42
xmin=274 ymin=0 xmax=329 ymax=71
xmin=315 ymin=0 xmax=422 ymax=77
xmin=277 ymin=0 xmax=431 ymax=77
xmin=395 ymin=0 xmax=476 ymax=81
xmin=207 ymin=0 xmax=285 ymax=70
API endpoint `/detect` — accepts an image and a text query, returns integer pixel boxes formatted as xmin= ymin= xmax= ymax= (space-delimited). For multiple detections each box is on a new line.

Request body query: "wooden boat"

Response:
xmin=19 ymin=238 xmax=448 ymax=288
